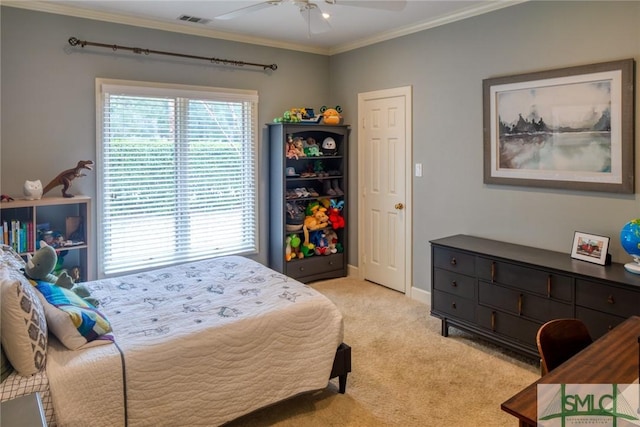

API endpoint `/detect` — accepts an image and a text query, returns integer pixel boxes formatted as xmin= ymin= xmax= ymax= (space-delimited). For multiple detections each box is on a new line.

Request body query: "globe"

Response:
xmin=620 ymin=219 xmax=640 ymax=274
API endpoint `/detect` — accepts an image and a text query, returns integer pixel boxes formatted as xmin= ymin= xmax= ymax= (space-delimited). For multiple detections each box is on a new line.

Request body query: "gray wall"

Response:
xmin=1 ymin=7 xmax=330 ymax=273
xmin=2 ymin=2 xmax=640 ymax=290
xmin=331 ymin=1 xmax=640 ymax=292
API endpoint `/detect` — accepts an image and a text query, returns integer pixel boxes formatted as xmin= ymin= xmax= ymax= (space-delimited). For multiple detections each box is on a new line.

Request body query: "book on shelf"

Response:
xmin=1 ymin=220 xmax=34 ymax=253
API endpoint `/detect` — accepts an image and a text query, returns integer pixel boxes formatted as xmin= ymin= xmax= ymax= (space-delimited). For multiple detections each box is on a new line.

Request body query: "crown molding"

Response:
xmin=1 ymin=0 xmax=331 ymax=55
xmin=329 ymin=0 xmax=528 ymax=55
xmin=2 ymin=0 xmax=527 ymax=56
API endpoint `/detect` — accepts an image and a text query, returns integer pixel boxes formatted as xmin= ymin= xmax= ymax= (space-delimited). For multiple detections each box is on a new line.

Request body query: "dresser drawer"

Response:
xmin=476 ymin=257 xmax=572 ymax=302
xmin=575 ymin=279 xmax=640 ymax=317
xmin=433 ymin=247 xmax=475 ymax=276
xmin=432 ymin=289 xmax=475 ymax=323
xmin=433 ymin=268 xmax=475 ymax=299
xmin=476 ymin=305 xmax=540 ymax=349
xmin=478 ymin=281 xmax=572 ymax=322
xmin=576 ymin=306 xmax=626 ymax=340
xmin=286 ymin=254 xmax=344 ymax=280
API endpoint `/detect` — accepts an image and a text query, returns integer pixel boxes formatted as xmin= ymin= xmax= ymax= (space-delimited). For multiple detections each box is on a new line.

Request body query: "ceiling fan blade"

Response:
xmin=300 ymin=4 xmax=331 ymax=34
xmin=326 ymin=0 xmax=407 ymax=11
xmin=215 ymin=1 xmax=282 ymax=20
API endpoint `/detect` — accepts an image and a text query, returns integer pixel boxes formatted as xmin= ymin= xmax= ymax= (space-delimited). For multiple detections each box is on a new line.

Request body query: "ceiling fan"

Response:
xmin=215 ymin=0 xmax=407 ymax=35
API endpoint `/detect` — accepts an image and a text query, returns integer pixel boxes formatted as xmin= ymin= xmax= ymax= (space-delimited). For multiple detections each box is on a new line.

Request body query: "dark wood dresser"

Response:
xmin=430 ymin=234 xmax=640 ymax=359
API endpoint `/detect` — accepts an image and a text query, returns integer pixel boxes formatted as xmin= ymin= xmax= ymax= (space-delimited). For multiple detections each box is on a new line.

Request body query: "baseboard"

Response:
xmin=347 ymin=263 xmax=358 ymax=277
xmin=347 ymin=263 xmax=430 ymax=304
xmin=410 ymin=286 xmax=430 ymax=304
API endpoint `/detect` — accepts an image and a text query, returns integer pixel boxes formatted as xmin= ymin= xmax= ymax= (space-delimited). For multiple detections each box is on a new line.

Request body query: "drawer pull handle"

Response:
xmin=451 ymin=302 xmax=457 ymax=309
xmin=491 ymin=311 xmax=496 ymax=331
xmin=607 ymin=295 xmax=615 ymax=304
xmin=450 ymin=257 xmax=457 ymax=266
xmin=491 ymin=262 xmax=496 ymax=282
xmin=547 ymin=275 xmax=552 ymax=298
xmin=518 ymin=294 xmax=523 ymax=315
xmin=608 ymin=325 xmax=613 ymax=331
xmin=451 ymin=280 xmax=457 ymax=287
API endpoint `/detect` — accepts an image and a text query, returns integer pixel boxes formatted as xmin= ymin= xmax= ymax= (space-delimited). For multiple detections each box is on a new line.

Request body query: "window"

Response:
xmin=96 ymin=79 xmax=258 ymax=277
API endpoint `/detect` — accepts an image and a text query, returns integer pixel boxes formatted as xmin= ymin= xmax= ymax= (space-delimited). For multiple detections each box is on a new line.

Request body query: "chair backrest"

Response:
xmin=536 ymin=318 xmax=593 ymax=376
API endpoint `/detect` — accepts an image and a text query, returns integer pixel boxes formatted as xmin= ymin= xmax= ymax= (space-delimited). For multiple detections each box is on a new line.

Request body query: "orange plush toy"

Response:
xmin=320 ymin=106 xmax=342 ymax=125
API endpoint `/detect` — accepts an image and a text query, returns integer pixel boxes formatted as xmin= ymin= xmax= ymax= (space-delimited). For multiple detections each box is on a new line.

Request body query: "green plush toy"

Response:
xmin=24 ymin=241 xmax=99 ymax=306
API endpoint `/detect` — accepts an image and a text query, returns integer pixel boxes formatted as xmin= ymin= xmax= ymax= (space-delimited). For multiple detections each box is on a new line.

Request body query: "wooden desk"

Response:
xmin=501 ymin=315 xmax=640 ymax=427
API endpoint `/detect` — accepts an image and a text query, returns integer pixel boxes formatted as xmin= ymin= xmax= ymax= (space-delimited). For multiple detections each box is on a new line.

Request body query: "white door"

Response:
xmin=358 ymin=87 xmax=412 ymax=294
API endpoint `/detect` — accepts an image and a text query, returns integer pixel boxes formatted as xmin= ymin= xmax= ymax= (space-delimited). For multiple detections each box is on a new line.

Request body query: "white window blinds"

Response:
xmin=97 ymin=79 xmax=258 ymax=277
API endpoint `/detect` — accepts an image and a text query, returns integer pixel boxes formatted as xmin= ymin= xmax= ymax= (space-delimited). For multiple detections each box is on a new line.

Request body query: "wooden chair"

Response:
xmin=536 ymin=318 xmax=593 ymax=376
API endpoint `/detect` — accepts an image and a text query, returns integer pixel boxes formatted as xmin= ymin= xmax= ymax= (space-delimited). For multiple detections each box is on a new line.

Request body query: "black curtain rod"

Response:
xmin=68 ymin=37 xmax=278 ymax=71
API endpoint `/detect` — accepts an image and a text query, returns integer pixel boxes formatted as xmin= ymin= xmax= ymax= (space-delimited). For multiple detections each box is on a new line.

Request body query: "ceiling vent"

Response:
xmin=177 ymin=15 xmax=211 ymax=25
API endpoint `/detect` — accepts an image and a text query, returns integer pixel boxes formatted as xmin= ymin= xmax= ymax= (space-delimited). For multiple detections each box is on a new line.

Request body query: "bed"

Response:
xmin=0 ymin=245 xmax=348 ymax=426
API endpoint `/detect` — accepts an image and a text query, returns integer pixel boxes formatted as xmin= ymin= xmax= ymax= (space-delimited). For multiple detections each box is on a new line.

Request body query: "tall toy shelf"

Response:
xmin=268 ymin=123 xmax=350 ymax=283
xmin=0 ymin=196 xmax=92 ymax=282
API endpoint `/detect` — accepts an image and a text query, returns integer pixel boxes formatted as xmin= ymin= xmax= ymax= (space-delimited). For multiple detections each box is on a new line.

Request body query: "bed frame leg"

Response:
xmin=330 ymin=343 xmax=351 ymax=394
xmin=338 ymin=374 xmax=348 ymax=394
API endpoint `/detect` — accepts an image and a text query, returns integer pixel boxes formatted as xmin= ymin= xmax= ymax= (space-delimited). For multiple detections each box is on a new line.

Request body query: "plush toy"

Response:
xmin=328 ymin=199 xmax=345 ymax=229
xmin=273 ymin=108 xmax=306 ymax=123
xmin=23 ymin=241 xmax=99 ymax=306
xmin=286 ymin=136 xmax=299 ymax=160
xmin=310 ymin=231 xmax=330 ymax=256
xmin=320 ymin=105 xmax=342 ymax=125
xmin=304 ymin=202 xmax=329 ymax=230
xmin=292 ymin=137 xmax=306 ymax=158
xmin=325 ymin=229 xmax=339 ymax=254
xmin=300 ymin=225 xmax=315 ymax=257
xmin=303 ymin=137 xmax=323 ymax=157
xmin=290 ymin=233 xmax=303 ymax=259
xmin=285 ymin=235 xmax=293 ymax=262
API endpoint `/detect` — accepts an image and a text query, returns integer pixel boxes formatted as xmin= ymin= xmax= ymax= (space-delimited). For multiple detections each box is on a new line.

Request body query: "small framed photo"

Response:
xmin=571 ymin=231 xmax=610 ymax=265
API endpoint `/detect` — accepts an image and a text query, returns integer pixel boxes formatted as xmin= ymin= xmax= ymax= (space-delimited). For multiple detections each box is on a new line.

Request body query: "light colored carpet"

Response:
xmin=226 ymin=277 xmax=539 ymax=426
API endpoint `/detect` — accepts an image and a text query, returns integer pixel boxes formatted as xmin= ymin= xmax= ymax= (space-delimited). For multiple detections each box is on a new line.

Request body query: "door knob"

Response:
xmin=395 ymin=203 xmax=404 ymax=210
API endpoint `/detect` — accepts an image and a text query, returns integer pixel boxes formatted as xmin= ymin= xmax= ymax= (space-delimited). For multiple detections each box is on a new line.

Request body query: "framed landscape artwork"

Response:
xmin=483 ymin=59 xmax=635 ymax=193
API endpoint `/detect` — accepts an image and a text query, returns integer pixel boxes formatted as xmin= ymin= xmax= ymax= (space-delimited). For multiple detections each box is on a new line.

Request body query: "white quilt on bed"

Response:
xmin=46 ymin=256 xmax=344 ymax=427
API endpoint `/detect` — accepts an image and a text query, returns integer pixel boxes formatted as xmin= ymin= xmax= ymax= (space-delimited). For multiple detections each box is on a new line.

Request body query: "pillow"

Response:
xmin=34 ymin=281 xmax=113 ymax=350
xmin=1 ymin=345 xmax=15 ymax=382
xmin=0 ymin=267 xmax=47 ymax=376
xmin=0 ymin=244 xmax=26 ymax=271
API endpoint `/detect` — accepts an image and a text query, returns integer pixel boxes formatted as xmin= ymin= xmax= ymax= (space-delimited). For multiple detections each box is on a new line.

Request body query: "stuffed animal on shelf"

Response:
xmin=285 ymin=235 xmax=293 ymax=261
xmin=328 ymin=199 xmax=345 ymax=229
xmin=273 ymin=108 xmax=307 ymax=123
xmin=310 ymin=230 xmax=330 ymax=256
xmin=300 ymin=225 xmax=315 ymax=257
xmin=292 ymin=137 xmax=306 ymax=158
xmin=320 ymin=106 xmax=342 ymax=125
xmin=303 ymin=137 xmax=323 ymax=157
xmin=325 ymin=229 xmax=339 ymax=254
xmin=285 ymin=233 xmax=304 ymax=261
xmin=290 ymin=233 xmax=303 ymax=259
xmin=23 ymin=241 xmax=99 ymax=306
xmin=286 ymin=136 xmax=298 ymax=160
xmin=304 ymin=201 xmax=329 ymax=230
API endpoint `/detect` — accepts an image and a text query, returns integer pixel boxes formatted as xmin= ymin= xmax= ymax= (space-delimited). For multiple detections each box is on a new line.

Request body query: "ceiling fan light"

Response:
xmin=301 ymin=4 xmax=331 ymax=34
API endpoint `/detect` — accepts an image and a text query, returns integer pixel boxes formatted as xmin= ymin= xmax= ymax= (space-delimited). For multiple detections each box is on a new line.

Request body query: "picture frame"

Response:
xmin=570 ymin=231 xmax=610 ymax=265
xmin=483 ymin=58 xmax=635 ymax=193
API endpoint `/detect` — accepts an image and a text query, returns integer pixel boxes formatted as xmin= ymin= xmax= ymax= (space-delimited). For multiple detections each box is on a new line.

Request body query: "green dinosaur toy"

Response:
xmin=23 ymin=241 xmax=99 ymax=306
